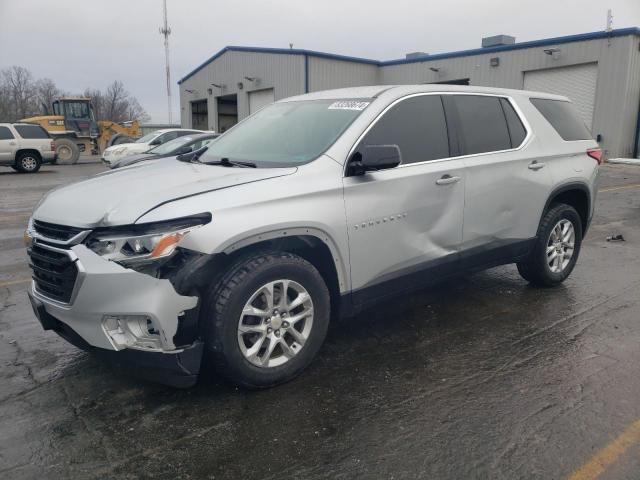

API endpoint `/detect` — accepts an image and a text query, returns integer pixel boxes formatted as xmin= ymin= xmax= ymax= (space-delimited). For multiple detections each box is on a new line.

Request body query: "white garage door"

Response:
xmin=249 ymin=88 xmax=275 ymax=114
xmin=524 ymin=63 xmax=598 ymax=129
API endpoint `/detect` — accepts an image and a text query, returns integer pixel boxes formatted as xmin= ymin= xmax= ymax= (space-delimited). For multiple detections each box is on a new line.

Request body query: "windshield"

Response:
xmin=200 ymin=99 xmax=370 ymax=167
xmin=149 ymin=135 xmax=197 ymax=154
xmin=136 ymin=132 xmax=159 ymax=143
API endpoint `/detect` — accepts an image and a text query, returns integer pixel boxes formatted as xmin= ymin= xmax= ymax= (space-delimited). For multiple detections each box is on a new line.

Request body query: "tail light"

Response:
xmin=587 ymin=148 xmax=604 ymax=165
xmin=50 ymin=141 xmax=55 ymax=152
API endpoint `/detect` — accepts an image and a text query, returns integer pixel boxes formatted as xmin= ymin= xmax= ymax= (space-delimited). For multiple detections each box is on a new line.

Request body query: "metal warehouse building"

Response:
xmin=178 ymin=27 xmax=640 ymax=158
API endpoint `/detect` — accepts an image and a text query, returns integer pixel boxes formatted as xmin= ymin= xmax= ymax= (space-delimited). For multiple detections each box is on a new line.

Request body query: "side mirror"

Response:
xmin=348 ymin=145 xmax=401 ymax=176
xmin=176 ymin=145 xmax=193 ymax=155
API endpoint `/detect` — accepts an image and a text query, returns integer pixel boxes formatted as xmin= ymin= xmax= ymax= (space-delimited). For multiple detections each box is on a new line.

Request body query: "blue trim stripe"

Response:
xmin=178 ymin=27 xmax=640 ymax=84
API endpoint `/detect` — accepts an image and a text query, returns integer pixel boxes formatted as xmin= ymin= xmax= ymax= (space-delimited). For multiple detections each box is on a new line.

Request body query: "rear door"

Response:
xmin=343 ymin=94 xmax=466 ymax=304
xmin=444 ymin=94 xmax=553 ymax=266
xmin=0 ymin=126 xmax=17 ymax=164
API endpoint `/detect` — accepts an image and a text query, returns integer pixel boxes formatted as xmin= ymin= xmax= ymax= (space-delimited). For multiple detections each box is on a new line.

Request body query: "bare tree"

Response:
xmin=35 ymin=78 xmax=63 ymax=115
xmin=0 ymin=67 xmax=150 ymax=123
xmin=0 ymin=66 xmax=37 ymax=120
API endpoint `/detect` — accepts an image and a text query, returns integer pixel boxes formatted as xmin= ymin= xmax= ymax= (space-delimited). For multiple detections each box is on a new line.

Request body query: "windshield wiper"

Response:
xmin=205 ymin=157 xmax=257 ymax=168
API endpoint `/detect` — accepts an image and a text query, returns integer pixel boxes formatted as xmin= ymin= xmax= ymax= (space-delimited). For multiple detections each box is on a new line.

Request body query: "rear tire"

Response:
xmin=15 ymin=152 xmax=41 ymax=173
xmin=517 ymin=203 xmax=582 ymax=286
xmin=54 ymin=138 xmax=80 ymax=164
xmin=203 ymin=251 xmax=330 ymax=388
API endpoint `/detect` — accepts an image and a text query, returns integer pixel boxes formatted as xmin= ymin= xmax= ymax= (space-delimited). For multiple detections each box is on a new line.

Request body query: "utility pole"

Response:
xmin=160 ymin=0 xmax=172 ymax=124
xmin=606 ymin=9 xmax=613 ymax=32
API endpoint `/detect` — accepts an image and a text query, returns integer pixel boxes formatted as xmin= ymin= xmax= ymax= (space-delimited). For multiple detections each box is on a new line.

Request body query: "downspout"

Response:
xmin=634 ymin=95 xmax=640 ymax=158
xmin=304 ymin=54 xmax=309 ymax=93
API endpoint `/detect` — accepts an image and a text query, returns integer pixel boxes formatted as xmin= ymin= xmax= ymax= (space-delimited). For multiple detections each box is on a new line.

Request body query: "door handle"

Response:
xmin=436 ymin=174 xmax=461 ymax=186
xmin=9 ymin=142 xmax=16 ymax=146
xmin=528 ymin=161 xmax=546 ymax=171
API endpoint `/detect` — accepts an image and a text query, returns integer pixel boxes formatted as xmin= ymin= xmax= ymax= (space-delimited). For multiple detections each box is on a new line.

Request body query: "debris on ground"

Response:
xmin=606 ymin=234 xmax=625 ymax=242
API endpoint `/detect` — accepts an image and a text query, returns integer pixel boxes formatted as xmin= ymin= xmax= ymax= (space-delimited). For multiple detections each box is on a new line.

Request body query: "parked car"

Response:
xmin=101 ymin=128 xmax=206 ymax=166
xmin=25 ymin=85 xmax=600 ymax=389
xmin=109 ymin=133 xmax=219 ymax=169
xmin=0 ymin=123 xmax=57 ymax=173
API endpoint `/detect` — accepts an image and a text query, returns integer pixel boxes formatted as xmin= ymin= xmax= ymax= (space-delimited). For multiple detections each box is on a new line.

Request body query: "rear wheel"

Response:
xmin=517 ymin=203 xmax=582 ymax=286
xmin=204 ymin=251 xmax=330 ymax=388
xmin=15 ymin=152 xmax=41 ymax=173
xmin=54 ymin=138 xmax=80 ymax=164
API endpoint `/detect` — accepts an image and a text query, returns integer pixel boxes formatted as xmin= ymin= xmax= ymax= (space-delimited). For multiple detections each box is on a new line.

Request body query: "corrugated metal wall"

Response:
xmin=378 ymin=35 xmax=638 ymax=157
xmin=179 ymin=51 xmax=305 ymax=131
xmin=180 ymin=34 xmax=640 ymax=156
xmin=308 ymin=57 xmax=378 ymax=92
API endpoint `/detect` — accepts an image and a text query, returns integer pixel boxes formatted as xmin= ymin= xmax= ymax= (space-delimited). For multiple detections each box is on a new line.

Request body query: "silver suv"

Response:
xmin=25 ymin=85 xmax=600 ymax=388
xmin=0 ymin=123 xmax=57 ymax=172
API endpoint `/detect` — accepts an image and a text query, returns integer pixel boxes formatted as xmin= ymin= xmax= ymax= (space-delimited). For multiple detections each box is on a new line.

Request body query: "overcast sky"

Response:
xmin=1 ymin=0 xmax=638 ymax=123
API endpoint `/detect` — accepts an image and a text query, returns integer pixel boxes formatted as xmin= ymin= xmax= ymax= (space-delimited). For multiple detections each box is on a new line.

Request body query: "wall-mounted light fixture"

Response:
xmin=244 ymin=76 xmax=256 ymax=82
xmin=184 ymin=89 xmax=196 ymax=94
xmin=237 ymin=82 xmax=244 ymax=90
xmin=429 ymin=67 xmax=440 ymax=72
xmin=490 ymin=57 xmax=500 ymax=67
xmin=543 ymin=47 xmax=561 ymax=60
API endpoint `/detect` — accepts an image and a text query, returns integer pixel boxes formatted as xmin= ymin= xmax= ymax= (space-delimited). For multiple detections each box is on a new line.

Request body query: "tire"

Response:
xmin=517 ymin=203 xmax=583 ymax=286
xmin=204 ymin=251 xmax=330 ymax=388
xmin=54 ymin=138 xmax=80 ymax=164
xmin=15 ymin=152 xmax=41 ymax=173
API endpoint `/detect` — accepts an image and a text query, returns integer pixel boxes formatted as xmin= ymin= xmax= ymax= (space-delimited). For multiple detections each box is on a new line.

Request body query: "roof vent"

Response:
xmin=405 ymin=51 xmax=429 ymax=60
xmin=481 ymin=35 xmax=515 ymax=48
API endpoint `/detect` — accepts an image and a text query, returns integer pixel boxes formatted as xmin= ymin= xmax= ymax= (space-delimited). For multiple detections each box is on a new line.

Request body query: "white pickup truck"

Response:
xmin=0 ymin=123 xmax=57 ymax=173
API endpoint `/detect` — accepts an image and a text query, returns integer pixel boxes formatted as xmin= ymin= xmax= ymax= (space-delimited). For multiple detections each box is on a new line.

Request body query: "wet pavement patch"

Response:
xmin=1 ymin=164 xmax=640 ymax=479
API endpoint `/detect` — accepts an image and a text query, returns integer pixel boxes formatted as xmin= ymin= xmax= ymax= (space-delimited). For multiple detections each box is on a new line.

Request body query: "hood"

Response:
xmin=104 ymin=143 xmax=150 ymax=157
xmin=33 ymin=160 xmax=297 ymax=227
xmin=110 ymin=153 xmax=157 ymax=169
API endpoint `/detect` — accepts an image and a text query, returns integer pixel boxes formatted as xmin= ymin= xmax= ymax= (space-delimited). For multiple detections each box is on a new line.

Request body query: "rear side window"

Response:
xmin=357 ymin=95 xmax=449 ymax=164
xmin=530 ymin=98 xmax=592 ymax=141
xmin=0 ymin=126 xmax=14 ymax=140
xmin=13 ymin=124 xmax=50 ymax=139
xmin=500 ymin=98 xmax=527 ymax=147
xmin=450 ymin=95 xmax=511 ymax=155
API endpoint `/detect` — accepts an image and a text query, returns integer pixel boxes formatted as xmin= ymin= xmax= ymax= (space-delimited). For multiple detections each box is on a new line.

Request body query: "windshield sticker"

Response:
xmin=328 ymin=101 xmax=370 ymax=111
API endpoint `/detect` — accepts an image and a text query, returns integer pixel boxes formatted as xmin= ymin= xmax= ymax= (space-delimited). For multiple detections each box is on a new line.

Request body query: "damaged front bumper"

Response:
xmin=28 ymin=242 xmax=204 ymax=387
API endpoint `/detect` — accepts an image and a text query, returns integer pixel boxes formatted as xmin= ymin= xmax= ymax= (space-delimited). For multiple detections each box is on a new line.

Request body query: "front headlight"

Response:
xmin=85 ymin=214 xmax=211 ymax=266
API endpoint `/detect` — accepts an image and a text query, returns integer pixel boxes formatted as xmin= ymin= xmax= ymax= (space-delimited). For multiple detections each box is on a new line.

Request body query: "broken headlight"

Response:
xmin=85 ymin=213 xmax=211 ymax=266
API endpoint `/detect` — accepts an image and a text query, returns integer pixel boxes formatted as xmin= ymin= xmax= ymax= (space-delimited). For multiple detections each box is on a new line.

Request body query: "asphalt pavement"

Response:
xmin=1 ymin=162 xmax=639 ymax=479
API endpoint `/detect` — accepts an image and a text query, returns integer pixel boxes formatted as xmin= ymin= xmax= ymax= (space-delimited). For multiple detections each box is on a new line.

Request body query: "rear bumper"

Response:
xmin=28 ymin=290 xmax=203 ymax=388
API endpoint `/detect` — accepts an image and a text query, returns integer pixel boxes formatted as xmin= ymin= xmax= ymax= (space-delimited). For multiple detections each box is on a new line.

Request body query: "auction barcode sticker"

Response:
xmin=328 ymin=101 xmax=370 ymax=111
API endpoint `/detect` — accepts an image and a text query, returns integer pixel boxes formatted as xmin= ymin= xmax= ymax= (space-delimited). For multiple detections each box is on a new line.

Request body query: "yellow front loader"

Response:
xmin=21 ymin=97 xmax=140 ymax=164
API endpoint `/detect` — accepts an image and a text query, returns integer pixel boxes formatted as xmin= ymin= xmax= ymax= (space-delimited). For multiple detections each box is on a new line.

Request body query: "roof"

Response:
xmin=178 ymin=27 xmax=640 ymax=84
xmin=283 ymin=84 xmax=569 ymax=103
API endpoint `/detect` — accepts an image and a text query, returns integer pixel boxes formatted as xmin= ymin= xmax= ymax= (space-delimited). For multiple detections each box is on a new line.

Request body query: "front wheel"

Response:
xmin=517 ymin=203 xmax=583 ymax=286
xmin=204 ymin=251 xmax=330 ymax=388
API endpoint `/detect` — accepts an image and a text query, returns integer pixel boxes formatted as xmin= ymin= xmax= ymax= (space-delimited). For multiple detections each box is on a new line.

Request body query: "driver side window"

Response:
xmin=357 ymin=95 xmax=450 ymax=165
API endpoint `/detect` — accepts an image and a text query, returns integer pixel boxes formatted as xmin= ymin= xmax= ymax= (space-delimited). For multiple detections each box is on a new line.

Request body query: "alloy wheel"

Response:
xmin=237 ymin=279 xmax=314 ymax=368
xmin=547 ymin=219 xmax=575 ymax=273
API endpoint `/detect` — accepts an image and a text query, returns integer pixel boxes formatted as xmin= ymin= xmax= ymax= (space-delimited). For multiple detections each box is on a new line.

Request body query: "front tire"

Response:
xmin=15 ymin=152 xmax=41 ymax=173
xmin=517 ymin=203 xmax=582 ymax=286
xmin=204 ymin=251 xmax=330 ymax=388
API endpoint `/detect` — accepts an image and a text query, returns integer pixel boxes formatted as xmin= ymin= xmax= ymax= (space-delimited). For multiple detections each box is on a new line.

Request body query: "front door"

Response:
xmin=342 ymin=94 xmax=466 ymax=306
